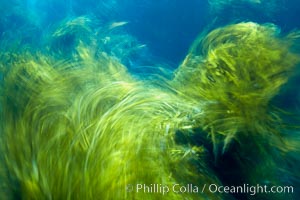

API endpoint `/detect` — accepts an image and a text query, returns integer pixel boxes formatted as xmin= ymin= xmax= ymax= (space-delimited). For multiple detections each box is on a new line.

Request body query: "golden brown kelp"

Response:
xmin=172 ymin=22 xmax=300 ymax=199
xmin=0 ymin=42 xmax=223 ymax=199
xmin=1 ymin=20 xmax=299 ymax=200
xmin=173 ymin=22 xmax=300 ymax=146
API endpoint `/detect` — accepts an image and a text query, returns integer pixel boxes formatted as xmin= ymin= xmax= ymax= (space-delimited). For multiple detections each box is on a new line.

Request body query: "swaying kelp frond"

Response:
xmin=0 ymin=20 xmax=299 ymax=200
xmin=172 ymin=22 xmax=300 ymax=198
xmin=0 ymin=41 xmax=224 ymax=199
xmin=173 ymin=22 xmax=300 ymax=142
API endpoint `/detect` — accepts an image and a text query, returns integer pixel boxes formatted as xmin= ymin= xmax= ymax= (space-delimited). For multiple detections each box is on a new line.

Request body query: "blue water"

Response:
xmin=1 ymin=0 xmax=300 ymax=66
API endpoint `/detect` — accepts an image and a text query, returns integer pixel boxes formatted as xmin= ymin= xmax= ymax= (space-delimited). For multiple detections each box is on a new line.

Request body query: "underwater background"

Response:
xmin=1 ymin=0 xmax=300 ymax=65
xmin=0 ymin=0 xmax=300 ymax=200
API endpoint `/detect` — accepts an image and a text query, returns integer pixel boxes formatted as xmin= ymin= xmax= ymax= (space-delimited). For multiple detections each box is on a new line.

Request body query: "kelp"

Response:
xmin=0 ymin=21 xmax=299 ymax=200
xmin=0 ymin=40 xmax=221 ymax=199
xmin=172 ymin=22 xmax=300 ymax=199
xmin=173 ymin=22 xmax=300 ymax=143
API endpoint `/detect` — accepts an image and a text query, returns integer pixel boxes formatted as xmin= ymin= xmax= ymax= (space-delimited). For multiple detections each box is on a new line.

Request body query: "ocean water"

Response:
xmin=1 ymin=1 xmax=300 ymax=64
xmin=0 ymin=0 xmax=299 ymax=199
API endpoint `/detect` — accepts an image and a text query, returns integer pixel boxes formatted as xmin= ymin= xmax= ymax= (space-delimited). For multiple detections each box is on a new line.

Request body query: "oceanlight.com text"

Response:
xmin=207 ymin=183 xmax=293 ymax=196
xmin=126 ymin=183 xmax=294 ymax=196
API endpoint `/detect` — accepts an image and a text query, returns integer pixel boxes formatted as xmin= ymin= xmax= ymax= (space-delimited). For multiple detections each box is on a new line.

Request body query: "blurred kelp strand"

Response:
xmin=48 ymin=15 xmax=99 ymax=58
xmin=0 ymin=40 xmax=221 ymax=199
xmin=171 ymin=22 xmax=300 ymax=199
xmin=173 ymin=21 xmax=300 ymax=134
xmin=172 ymin=20 xmax=300 ymax=163
xmin=46 ymin=15 xmax=158 ymax=77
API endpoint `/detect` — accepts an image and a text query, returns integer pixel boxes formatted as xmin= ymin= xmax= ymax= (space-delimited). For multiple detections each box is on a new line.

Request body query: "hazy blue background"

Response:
xmin=1 ymin=0 xmax=299 ymax=66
